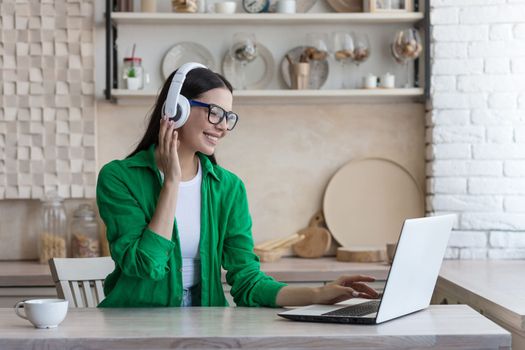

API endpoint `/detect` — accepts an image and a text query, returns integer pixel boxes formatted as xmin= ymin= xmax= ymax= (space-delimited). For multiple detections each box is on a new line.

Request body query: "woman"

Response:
xmin=96 ymin=65 xmax=378 ymax=307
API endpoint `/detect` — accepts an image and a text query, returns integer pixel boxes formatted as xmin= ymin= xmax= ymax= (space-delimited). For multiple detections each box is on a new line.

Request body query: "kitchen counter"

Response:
xmin=434 ymin=260 xmax=525 ymax=350
xmin=0 ymin=306 xmax=510 ymax=349
xmin=0 ymin=261 xmax=54 ymax=287
xmin=0 ymin=258 xmax=390 ymax=307
xmin=0 ymin=257 xmax=390 ymax=287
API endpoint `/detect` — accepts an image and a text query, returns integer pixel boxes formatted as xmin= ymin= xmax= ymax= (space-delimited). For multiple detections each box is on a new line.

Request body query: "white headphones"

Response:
xmin=163 ymin=62 xmax=207 ymax=128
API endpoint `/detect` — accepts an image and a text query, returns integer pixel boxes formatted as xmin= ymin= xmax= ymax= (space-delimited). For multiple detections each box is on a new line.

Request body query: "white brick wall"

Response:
xmin=429 ymin=0 xmax=525 ymax=259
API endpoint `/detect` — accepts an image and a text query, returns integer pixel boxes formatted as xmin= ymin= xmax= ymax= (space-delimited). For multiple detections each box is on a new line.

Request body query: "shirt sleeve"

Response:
xmin=221 ymin=180 xmax=287 ymax=307
xmin=96 ymin=162 xmax=175 ymax=281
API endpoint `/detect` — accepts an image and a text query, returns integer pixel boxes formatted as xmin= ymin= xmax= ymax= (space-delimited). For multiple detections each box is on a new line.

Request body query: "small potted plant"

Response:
xmin=125 ymin=66 xmax=141 ymax=90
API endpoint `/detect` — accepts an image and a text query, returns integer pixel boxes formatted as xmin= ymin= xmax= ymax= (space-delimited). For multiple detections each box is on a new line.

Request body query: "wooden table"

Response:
xmin=434 ymin=260 xmax=525 ymax=350
xmin=0 ymin=306 xmax=510 ymax=349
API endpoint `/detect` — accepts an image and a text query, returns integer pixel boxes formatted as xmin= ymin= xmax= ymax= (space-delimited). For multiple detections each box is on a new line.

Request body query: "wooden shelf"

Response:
xmin=111 ymin=12 xmax=425 ymax=25
xmin=111 ymin=88 xmax=424 ymax=104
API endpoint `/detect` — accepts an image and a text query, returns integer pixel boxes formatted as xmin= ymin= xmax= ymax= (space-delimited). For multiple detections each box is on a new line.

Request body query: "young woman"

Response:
xmin=96 ymin=65 xmax=379 ymax=307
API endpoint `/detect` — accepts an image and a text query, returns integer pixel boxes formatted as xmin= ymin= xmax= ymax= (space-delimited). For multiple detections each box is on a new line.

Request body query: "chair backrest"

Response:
xmin=48 ymin=257 xmax=115 ymax=308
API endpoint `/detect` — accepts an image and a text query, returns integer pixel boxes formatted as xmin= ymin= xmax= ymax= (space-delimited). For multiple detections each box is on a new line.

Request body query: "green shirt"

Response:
xmin=96 ymin=144 xmax=286 ymax=307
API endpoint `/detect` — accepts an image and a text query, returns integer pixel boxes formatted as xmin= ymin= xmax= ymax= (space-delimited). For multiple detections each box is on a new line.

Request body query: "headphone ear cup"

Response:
xmin=172 ymin=95 xmax=190 ymax=129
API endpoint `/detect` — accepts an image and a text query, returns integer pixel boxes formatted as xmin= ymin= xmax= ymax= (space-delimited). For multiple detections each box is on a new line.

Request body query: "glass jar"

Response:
xmin=70 ymin=204 xmax=100 ymax=258
xmin=122 ymin=57 xmax=144 ymax=90
xmin=172 ymin=0 xmax=199 ymax=13
xmin=39 ymin=192 xmax=67 ymax=264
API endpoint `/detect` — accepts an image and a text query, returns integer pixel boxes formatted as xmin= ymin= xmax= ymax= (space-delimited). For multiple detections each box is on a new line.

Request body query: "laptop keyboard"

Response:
xmin=322 ymin=300 xmax=380 ymax=317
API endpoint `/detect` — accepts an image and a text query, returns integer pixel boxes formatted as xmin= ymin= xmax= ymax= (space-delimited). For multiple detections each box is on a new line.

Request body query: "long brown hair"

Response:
xmin=128 ymin=67 xmax=233 ymax=164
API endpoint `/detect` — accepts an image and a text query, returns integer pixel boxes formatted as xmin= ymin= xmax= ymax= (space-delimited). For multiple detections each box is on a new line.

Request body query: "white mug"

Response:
xmin=15 ymin=299 xmax=68 ymax=329
xmin=276 ymin=0 xmax=296 ymax=13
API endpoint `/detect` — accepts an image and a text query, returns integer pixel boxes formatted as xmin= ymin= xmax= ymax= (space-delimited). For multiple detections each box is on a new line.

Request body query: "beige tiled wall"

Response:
xmin=0 ymin=0 xmax=95 ymax=200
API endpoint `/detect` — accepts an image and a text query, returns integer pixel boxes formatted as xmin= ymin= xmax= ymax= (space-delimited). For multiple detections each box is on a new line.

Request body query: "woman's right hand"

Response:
xmin=158 ymin=116 xmax=181 ymax=183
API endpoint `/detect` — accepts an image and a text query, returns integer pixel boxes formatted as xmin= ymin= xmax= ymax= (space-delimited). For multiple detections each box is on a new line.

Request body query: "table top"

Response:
xmin=439 ymin=260 xmax=525 ymax=331
xmin=0 ymin=258 xmax=391 ymax=287
xmin=0 ymin=306 xmax=510 ymax=349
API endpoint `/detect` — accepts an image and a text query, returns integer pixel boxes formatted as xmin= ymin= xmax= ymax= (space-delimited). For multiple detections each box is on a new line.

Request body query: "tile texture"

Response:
xmin=0 ymin=0 xmax=95 ymax=199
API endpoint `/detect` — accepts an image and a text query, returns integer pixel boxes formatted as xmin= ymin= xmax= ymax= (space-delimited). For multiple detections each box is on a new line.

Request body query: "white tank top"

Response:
xmin=159 ymin=160 xmax=201 ymax=288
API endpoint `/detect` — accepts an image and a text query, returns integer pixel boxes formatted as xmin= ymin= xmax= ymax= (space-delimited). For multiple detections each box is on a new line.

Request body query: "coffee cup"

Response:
xmin=15 ymin=299 xmax=68 ymax=329
xmin=276 ymin=0 xmax=296 ymax=13
xmin=214 ymin=1 xmax=236 ymax=14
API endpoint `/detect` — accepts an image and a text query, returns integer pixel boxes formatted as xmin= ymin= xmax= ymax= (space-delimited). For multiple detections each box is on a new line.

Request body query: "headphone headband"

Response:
xmin=164 ymin=62 xmax=207 ymax=126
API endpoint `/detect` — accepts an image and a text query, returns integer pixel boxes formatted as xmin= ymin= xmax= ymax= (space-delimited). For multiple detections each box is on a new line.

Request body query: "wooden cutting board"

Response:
xmin=336 ymin=247 xmax=386 ymax=263
xmin=308 ymin=210 xmax=327 ymax=228
xmin=292 ymin=227 xmax=331 ymax=258
xmin=323 ymin=158 xmax=424 ymax=249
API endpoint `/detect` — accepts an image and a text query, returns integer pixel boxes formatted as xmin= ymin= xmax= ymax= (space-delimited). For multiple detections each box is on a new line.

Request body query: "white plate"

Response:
xmin=280 ymin=46 xmax=329 ymax=89
xmin=222 ymin=42 xmax=274 ymax=90
xmin=162 ymin=42 xmax=216 ymax=80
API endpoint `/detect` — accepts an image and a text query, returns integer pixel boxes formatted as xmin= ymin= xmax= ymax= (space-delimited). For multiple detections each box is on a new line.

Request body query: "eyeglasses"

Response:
xmin=189 ymin=100 xmax=239 ymax=131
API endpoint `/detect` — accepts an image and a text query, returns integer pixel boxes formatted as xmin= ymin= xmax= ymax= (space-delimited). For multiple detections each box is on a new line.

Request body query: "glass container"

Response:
xmin=39 ymin=192 xmax=67 ymax=264
xmin=122 ymin=57 xmax=144 ymax=90
xmin=70 ymin=204 xmax=100 ymax=258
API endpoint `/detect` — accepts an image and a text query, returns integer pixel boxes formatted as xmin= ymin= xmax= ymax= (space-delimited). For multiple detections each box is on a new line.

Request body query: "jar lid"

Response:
xmin=41 ymin=190 xmax=64 ymax=204
xmin=73 ymin=203 xmax=96 ymax=219
xmin=123 ymin=57 xmax=142 ymax=63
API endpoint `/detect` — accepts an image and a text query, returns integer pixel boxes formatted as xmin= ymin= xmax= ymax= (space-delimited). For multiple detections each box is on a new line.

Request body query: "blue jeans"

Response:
xmin=181 ymin=284 xmax=201 ymax=307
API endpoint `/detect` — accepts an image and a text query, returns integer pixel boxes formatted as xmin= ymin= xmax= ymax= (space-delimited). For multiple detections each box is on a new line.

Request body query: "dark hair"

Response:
xmin=127 ymin=68 xmax=233 ymax=164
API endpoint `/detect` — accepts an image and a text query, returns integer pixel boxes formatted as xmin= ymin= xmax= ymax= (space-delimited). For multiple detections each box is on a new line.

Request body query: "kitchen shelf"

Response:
xmin=111 ymin=12 xmax=425 ymax=25
xmin=105 ymin=0 xmax=430 ymax=101
xmin=111 ymin=88 xmax=424 ymax=104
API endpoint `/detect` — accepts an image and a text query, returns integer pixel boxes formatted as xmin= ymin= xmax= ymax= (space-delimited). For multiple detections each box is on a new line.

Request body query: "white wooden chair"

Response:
xmin=48 ymin=257 xmax=115 ymax=308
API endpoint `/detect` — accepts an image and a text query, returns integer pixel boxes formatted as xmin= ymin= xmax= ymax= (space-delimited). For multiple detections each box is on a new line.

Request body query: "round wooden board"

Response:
xmin=336 ymin=247 xmax=386 ymax=263
xmin=323 ymin=158 xmax=424 ymax=248
xmin=292 ymin=227 xmax=331 ymax=258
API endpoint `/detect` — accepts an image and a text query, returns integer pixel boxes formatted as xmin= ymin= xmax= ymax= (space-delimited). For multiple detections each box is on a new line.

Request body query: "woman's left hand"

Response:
xmin=314 ymin=275 xmax=380 ymax=305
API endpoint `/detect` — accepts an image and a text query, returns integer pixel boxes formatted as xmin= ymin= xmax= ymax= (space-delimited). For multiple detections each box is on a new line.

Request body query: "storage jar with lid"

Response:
xmin=39 ymin=192 xmax=67 ymax=264
xmin=70 ymin=204 xmax=100 ymax=258
xmin=122 ymin=57 xmax=144 ymax=90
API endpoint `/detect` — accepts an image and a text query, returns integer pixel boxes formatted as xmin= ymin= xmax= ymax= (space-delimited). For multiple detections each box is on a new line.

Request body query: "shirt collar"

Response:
xmin=197 ymin=152 xmax=220 ymax=182
xmin=125 ymin=144 xmax=220 ymax=182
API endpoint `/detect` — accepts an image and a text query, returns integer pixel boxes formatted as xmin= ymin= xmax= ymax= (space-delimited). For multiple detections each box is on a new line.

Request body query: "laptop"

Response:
xmin=278 ymin=214 xmax=455 ymax=325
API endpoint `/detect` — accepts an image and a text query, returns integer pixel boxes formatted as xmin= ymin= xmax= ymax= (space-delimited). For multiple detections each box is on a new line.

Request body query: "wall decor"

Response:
xmin=0 ymin=0 xmax=96 ymax=199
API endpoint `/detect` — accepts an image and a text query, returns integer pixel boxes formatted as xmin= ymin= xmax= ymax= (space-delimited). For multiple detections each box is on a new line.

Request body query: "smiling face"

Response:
xmin=178 ymin=87 xmax=234 ymax=156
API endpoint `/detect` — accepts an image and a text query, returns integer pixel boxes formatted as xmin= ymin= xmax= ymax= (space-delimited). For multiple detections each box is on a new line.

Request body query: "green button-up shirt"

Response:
xmin=96 ymin=144 xmax=286 ymax=307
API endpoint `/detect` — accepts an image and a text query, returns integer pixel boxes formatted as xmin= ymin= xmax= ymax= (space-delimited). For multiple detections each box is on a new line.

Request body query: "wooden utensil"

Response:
xmin=254 ymin=233 xmax=305 ymax=252
xmin=292 ymin=227 xmax=331 ymax=258
xmin=253 ymin=248 xmax=287 ymax=263
xmin=254 ymin=233 xmax=306 ymax=262
xmin=336 ymin=247 xmax=386 ymax=263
